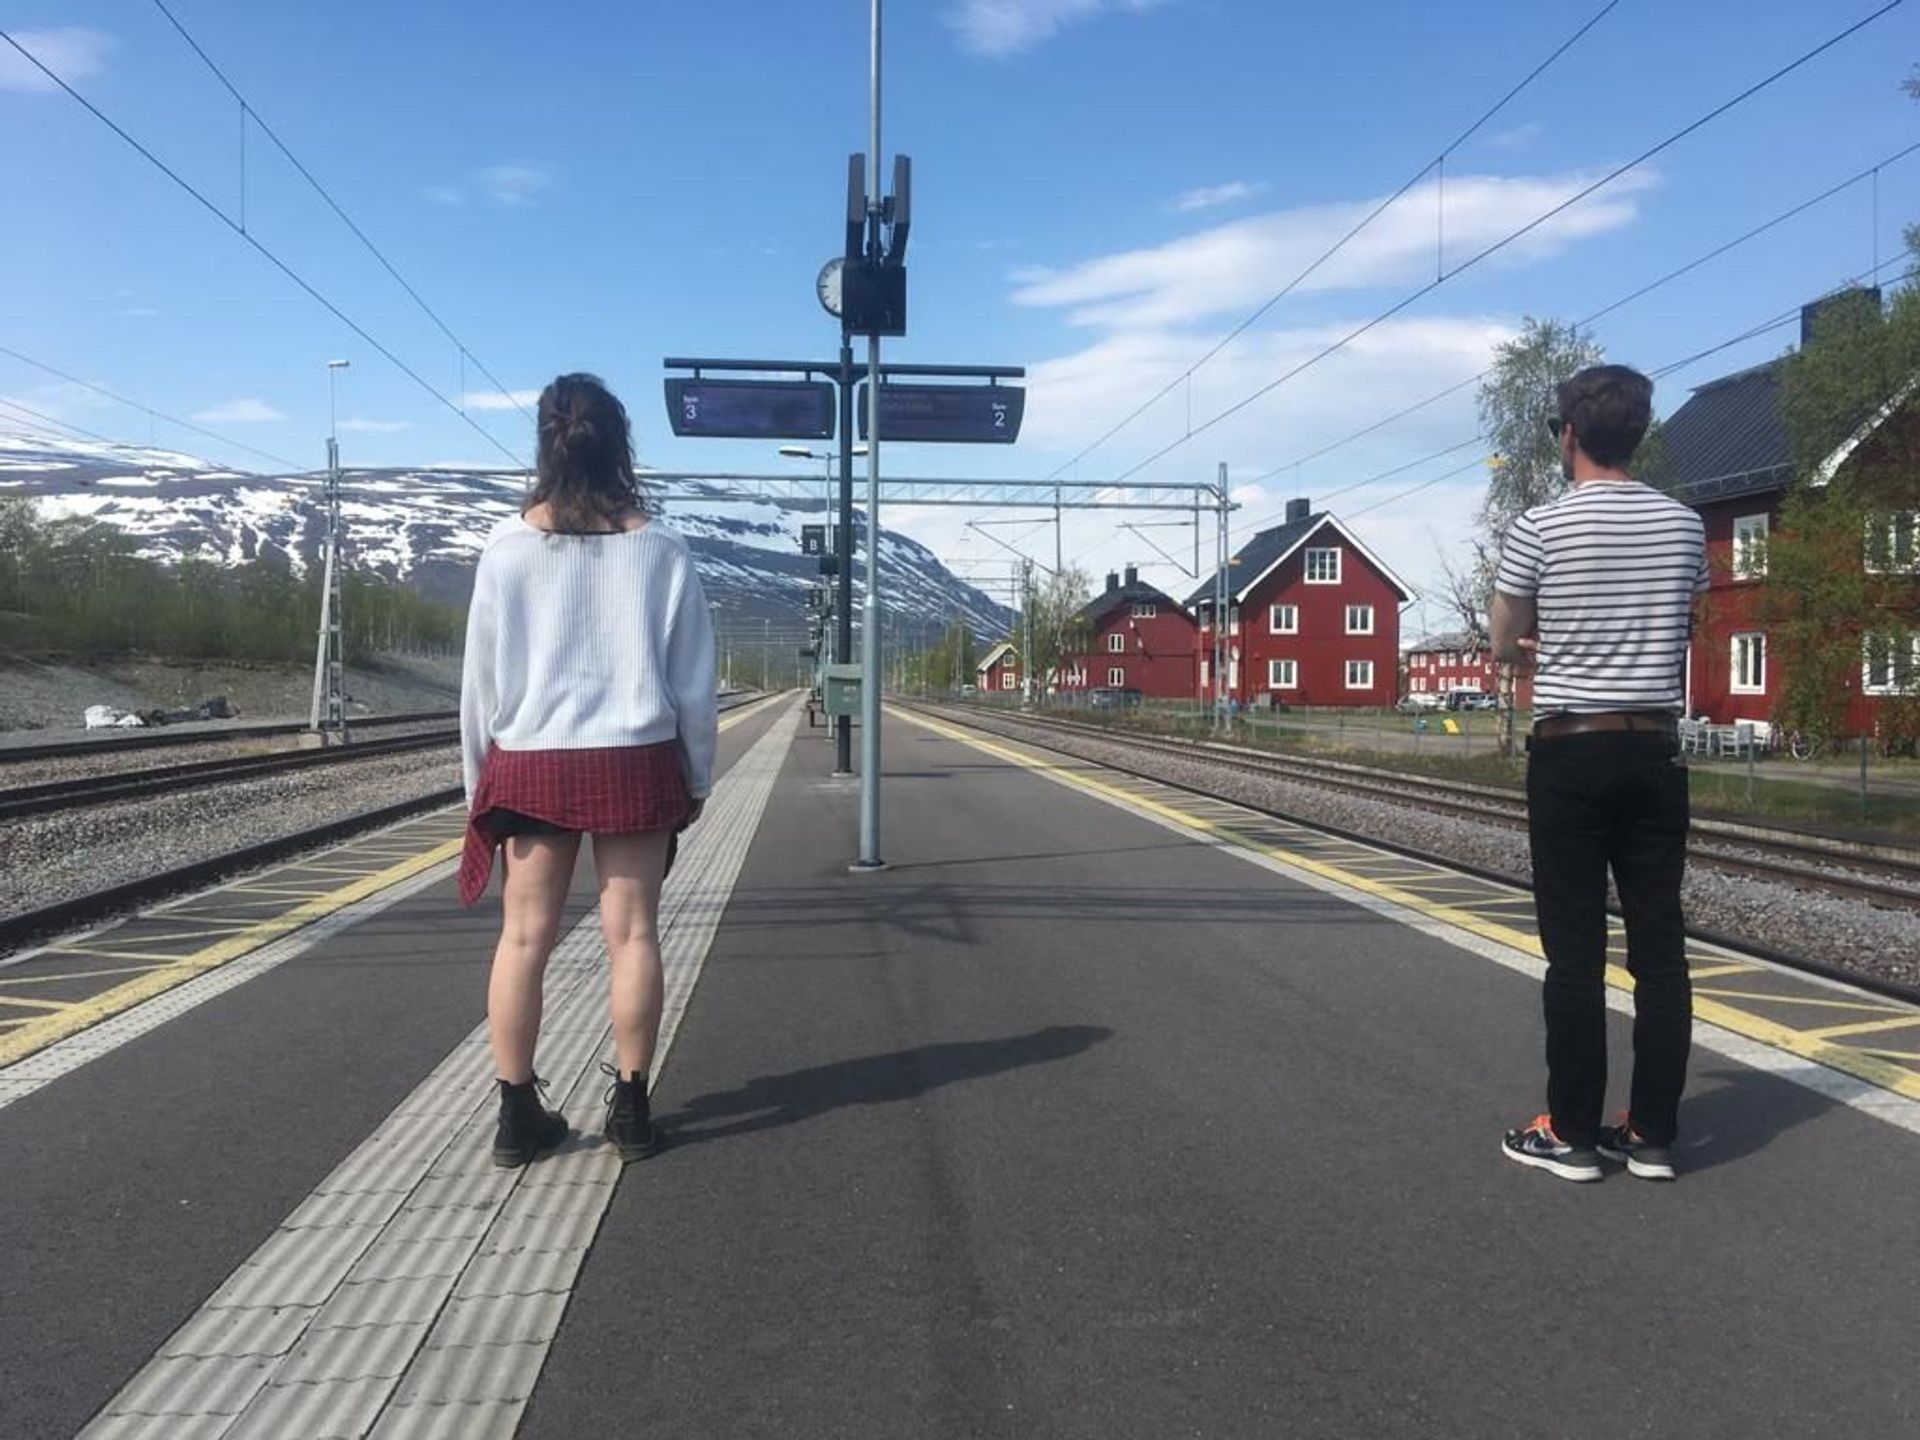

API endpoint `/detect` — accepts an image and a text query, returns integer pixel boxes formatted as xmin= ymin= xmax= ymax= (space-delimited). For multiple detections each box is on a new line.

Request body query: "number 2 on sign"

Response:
xmin=992 ymin=403 xmax=1006 ymax=429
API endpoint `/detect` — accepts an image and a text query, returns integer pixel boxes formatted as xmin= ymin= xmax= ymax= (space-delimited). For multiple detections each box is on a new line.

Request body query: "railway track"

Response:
xmin=918 ymin=703 xmax=1920 ymax=913
xmin=0 ymin=691 xmax=767 ymax=955
xmin=0 ymin=728 xmax=462 ymax=821
xmin=0 ymin=708 xmax=459 ymax=765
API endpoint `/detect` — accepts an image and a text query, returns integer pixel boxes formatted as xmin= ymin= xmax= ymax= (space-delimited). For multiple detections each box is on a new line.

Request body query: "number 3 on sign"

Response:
xmin=683 ymin=397 xmax=699 ymax=423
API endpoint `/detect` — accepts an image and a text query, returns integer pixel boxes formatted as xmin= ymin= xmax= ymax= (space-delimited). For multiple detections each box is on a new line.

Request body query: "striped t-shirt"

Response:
xmin=1494 ymin=479 xmax=1708 ymax=715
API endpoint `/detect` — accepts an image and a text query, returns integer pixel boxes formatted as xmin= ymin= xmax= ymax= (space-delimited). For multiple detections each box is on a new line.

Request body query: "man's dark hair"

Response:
xmin=1555 ymin=364 xmax=1653 ymax=469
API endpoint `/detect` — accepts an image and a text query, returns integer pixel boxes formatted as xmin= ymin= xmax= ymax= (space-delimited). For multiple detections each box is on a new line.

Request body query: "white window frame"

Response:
xmin=1732 ymin=513 xmax=1769 ymax=579
xmin=1304 ymin=547 xmax=1341 ymax=584
xmin=1730 ymin=632 xmax=1766 ymax=695
xmin=1344 ymin=604 xmax=1374 ymax=635
xmin=1345 ymin=659 xmax=1374 ymax=690
xmin=1267 ymin=658 xmax=1298 ymax=689
xmin=1269 ymin=603 xmax=1298 ymax=634
xmin=1000 ymin=669 xmax=1017 ymax=690
xmin=1864 ymin=511 xmax=1920 ymax=574
xmin=1106 ymin=632 xmax=1126 ymax=653
xmin=1107 ymin=666 xmax=1126 ymax=687
xmin=1131 ymin=601 xmax=1157 ymax=619
xmin=1861 ymin=632 xmax=1919 ymax=695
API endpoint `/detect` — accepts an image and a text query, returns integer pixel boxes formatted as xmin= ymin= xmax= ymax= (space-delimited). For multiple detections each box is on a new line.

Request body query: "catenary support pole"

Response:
xmin=855 ymin=0 xmax=885 ymax=869
xmin=835 ymin=335 xmax=855 ymax=775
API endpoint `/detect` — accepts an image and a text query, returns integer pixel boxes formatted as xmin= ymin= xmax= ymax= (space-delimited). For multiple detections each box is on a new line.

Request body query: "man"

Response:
xmin=1491 ymin=365 xmax=1708 ymax=1184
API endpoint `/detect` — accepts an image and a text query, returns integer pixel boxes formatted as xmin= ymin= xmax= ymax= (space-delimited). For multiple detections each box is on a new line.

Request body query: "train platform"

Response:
xmin=3 ymin=695 xmax=1917 ymax=1439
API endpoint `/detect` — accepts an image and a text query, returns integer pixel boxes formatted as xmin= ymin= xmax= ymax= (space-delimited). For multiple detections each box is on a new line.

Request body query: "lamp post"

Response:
xmin=309 ymin=359 xmax=350 ymax=741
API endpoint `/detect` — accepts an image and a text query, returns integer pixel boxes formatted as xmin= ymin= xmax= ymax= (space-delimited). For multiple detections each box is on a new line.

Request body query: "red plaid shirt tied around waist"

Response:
xmin=459 ymin=742 xmax=692 ymax=905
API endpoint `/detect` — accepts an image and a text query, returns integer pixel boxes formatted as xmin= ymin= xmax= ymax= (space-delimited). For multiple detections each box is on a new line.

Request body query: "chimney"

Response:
xmin=1284 ymin=497 xmax=1311 ymax=524
xmin=1801 ymin=286 xmax=1880 ymax=348
xmin=1123 ymin=564 xmax=1138 ymax=588
xmin=1105 ymin=570 xmax=1119 ymax=593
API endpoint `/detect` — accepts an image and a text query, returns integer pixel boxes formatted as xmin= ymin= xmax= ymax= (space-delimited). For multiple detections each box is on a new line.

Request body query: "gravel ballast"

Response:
xmin=0 ymin=746 xmax=462 ymax=929
xmin=930 ymin=706 xmax=1920 ymax=991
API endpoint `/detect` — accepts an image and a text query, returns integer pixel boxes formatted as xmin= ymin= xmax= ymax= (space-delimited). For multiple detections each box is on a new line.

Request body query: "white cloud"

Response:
xmin=1485 ymin=122 xmax=1544 ymax=151
xmin=463 ymin=389 xmax=540 ymax=412
xmin=946 ymin=0 xmax=1164 ymax=57
xmin=1172 ymin=180 xmax=1267 ymax=213
xmin=0 ymin=28 xmax=111 ymax=93
xmin=190 ymin=398 xmax=285 ymax=424
xmin=478 ymin=164 xmax=549 ymax=206
xmin=337 ymin=418 xmax=413 ymax=433
xmin=1014 ymin=167 xmax=1655 ymax=330
xmin=424 ymin=185 xmax=466 ymax=206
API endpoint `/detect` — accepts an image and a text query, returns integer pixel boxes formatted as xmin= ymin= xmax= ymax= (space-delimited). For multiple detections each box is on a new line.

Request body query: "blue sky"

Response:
xmin=2 ymin=0 xmax=1916 ymax=627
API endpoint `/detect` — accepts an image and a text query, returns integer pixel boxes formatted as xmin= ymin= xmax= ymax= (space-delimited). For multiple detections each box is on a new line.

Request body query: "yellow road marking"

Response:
xmin=1684 ymin=963 xmax=1758 ymax=980
xmin=0 ymin=836 xmax=462 ymax=1067
xmin=1862 ymin=1048 xmax=1920 ymax=1062
xmin=0 ymin=995 xmax=75 ymax=1012
xmin=38 ymin=946 xmax=236 ymax=963
xmin=1805 ymin=1016 xmax=1920 ymax=1040
xmin=1693 ymin=988 xmax=1906 ymax=1013
xmin=0 ymin=965 xmax=166 ymax=986
xmin=895 ymin=707 xmax=1920 ymax=1104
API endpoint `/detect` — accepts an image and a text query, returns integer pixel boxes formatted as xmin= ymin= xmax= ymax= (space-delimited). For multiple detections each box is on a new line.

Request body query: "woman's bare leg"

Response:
xmin=592 ymin=831 xmax=673 ymax=1079
xmin=488 ymin=833 xmax=581 ymax=1083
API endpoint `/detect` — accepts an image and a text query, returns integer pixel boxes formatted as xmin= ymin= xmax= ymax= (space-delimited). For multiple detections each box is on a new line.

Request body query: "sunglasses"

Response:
xmin=1547 ymin=416 xmax=1568 ymax=438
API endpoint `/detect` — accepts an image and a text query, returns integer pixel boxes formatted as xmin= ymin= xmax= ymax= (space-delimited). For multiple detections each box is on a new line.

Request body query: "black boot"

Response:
xmin=492 ymin=1076 xmax=569 ymax=1168
xmin=601 ymin=1062 xmax=661 ymax=1162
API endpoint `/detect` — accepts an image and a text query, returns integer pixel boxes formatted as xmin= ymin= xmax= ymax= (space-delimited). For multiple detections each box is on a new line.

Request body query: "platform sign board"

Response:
xmin=664 ymin=378 xmax=835 ymax=440
xmin=800 ymin=524 xmax=827 ymax=556
xmin=856 ymin=383 xmax=1024 ymax=443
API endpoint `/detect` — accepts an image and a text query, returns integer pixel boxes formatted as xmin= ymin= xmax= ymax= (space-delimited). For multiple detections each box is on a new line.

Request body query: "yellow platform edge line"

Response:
xmin=894 ymin=708 xmax=1920 ymax=1104
xmin=0 ymin=837 xmax=462 ymax=1067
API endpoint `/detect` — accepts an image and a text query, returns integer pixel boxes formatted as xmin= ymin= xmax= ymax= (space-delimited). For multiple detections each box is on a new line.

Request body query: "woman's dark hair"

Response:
xmin=527 ymin=373 xmax=647 ymax=532
xmin=1555 ymin=365 xmax=1653 ymax=469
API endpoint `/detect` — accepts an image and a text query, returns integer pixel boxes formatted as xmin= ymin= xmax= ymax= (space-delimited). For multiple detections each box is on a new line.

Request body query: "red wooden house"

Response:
xmin=1662 ymin=290 xmax=1919 ymax=734
xmin=1055 ymin=567 xmax=1201 ymax=698
xmin=1403 ymin=633 xmax=1535 ymax=708
xmin=1187 ymin=499 xmax=1413 ymax=707
xmin=975 ymin=641 xmax=1022 ymax=695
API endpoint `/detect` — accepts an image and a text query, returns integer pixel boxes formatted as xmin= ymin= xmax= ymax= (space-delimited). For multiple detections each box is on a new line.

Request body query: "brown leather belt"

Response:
xmin=1533 ymin=711 xmax=1678 ymax=740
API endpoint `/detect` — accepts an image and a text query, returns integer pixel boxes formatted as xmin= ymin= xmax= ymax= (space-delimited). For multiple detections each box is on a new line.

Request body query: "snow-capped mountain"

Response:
xmin=0 ymin=431 xmax=1015 ymax=640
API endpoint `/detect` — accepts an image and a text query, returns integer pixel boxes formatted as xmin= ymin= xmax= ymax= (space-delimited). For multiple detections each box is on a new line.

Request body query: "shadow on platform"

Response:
xmin=661 ymin=1023 xmax=1113 ymax=1146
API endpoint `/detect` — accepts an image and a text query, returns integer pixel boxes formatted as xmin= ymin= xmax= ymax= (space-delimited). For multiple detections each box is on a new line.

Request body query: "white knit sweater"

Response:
xmin=460 ymin=516 xmax=718 ymax=805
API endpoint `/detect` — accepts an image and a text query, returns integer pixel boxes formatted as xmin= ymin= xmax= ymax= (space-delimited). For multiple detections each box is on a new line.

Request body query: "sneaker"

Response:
xmin=601 ymin=1062 xmax=661 ymax=1163
xmin=1597 ymin=1118 xmax=1676 ymax=1181
xmin=492 ymin=1076 xmax=570 ymax=1168
xmin=1502 ymin=1114 xmax=1602 ymax=1182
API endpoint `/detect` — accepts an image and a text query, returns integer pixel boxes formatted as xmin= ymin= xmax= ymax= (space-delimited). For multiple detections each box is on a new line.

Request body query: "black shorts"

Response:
xmin=486 ymin=808 xmax=681 ymax=879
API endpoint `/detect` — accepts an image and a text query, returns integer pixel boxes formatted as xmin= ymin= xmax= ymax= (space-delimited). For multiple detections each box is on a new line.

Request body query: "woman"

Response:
xmin=458 ymin=373 xmax=717 ymax=1168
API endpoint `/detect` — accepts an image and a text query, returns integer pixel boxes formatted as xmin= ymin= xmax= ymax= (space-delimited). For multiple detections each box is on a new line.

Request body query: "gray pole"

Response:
xmin=855 ymin=0 xmax=885 ymax=869
xmin=1215 ymin=462 xmax=1230 ymax=730
xmin=834 ymin=338 xmax=855 ymax=775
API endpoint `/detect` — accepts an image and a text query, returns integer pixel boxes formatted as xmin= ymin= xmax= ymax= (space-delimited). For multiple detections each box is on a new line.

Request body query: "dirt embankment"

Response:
xmin=0 ymin=653 xmax=463 ymax=732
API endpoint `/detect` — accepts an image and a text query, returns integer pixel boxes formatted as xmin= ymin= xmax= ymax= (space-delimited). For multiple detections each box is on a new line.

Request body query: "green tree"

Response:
xmin=1021 ymin=566 xmax=1093 ymax=692
xmin=1767 ymin=278 xmax=1920 ymax=746
xmin=1474 ymin=317 xmax=1606 ymax=752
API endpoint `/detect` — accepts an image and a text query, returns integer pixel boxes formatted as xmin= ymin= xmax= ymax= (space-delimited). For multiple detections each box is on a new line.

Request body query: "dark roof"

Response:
xmin=1081 ymin=577 xmax=1185 ymax=626
xmin=1185 ymin=512 xmax=1325 ymax=608
xmin=1656 ymin=360 xmax=1793 ymax=505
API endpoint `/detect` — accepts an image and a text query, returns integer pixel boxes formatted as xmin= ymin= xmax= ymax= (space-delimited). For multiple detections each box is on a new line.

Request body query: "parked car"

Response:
xmin=1444 ymin=688 xmax=1494 ymax=711
xmin=1397 ymin=692 xmax=1443 ymax=713
xmin=1087 ymin=687 xmax=1144 ymax=711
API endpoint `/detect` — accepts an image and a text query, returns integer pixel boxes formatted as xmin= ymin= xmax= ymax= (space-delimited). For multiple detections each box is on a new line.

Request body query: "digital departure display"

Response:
xmin=664 ymin=379 xmax=836 ymax=440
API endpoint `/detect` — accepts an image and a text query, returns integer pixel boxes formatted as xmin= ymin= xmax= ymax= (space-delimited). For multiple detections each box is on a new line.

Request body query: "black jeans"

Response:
xmin=1526 ymin=733 xmax=1692 ymax=1147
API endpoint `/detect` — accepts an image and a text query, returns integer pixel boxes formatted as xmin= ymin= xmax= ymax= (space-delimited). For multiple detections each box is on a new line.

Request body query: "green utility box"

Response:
xmin=822 ymin=664 xmax=863 ymax=718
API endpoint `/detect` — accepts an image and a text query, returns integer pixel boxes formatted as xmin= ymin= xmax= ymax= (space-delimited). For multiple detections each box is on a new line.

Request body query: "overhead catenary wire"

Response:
xmin=1339 ymin=255 xmax=1920 ymax=525
xmin=1244 ymin=139 xmax=1920 ymax=502
xmin=0 ymin=342 xmax=308 ymax=472
xmin=147 ymin=0 xmax=534 ymax=427
xmin=0 ymin=395 xmax=135 ymax=450
xmin=0 ymin=28 xmax=531 ymax=472
xmin=1096 ymin=1 xmax=1906 ymax=492
xmin=1042 ymin=0 xmax=1625 ymax=484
